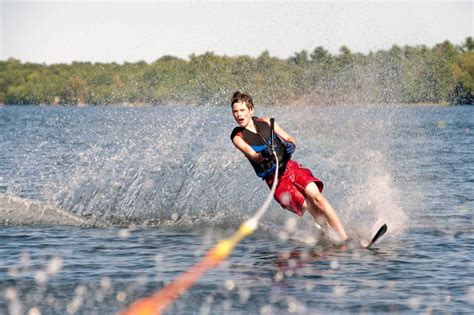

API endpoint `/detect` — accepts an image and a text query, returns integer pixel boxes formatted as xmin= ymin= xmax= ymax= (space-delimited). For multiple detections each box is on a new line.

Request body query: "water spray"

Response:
xmin=119 ymin=118 xmax=279 ymax=315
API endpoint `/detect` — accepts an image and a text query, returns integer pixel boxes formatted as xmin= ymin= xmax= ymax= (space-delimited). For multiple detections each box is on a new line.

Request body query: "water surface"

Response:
xmin=0 ymin=104 xmax=472 ymax=314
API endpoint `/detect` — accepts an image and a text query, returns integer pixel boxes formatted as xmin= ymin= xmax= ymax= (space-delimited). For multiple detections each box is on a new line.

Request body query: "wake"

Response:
xmin=0 ymin=193 xmax=108 ymax=227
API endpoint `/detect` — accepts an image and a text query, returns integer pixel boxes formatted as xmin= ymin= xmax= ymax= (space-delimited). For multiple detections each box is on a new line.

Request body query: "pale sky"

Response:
xmin=1 ymin=0 xmax=472 ymax=64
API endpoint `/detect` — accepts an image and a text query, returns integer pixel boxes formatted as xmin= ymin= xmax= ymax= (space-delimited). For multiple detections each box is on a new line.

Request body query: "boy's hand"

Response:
xmin=260 ymin=147 xmax=274 ymax=159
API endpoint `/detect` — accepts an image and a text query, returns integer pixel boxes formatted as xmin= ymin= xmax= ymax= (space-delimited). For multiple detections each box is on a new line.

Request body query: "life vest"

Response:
xmin=231 ymin=117 xmax=288 ymax=179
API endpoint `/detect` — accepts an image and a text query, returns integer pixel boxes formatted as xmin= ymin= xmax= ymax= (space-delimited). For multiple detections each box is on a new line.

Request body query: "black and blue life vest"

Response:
xmin=231 ymin=117 xmax=289 ymax=179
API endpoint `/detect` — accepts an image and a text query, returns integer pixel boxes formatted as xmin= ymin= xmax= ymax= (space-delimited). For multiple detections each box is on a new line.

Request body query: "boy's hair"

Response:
xmin=231 ymin=91 xmax=254 ymax=110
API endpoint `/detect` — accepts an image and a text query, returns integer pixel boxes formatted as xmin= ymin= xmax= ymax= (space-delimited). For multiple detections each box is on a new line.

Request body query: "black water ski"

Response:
xmin=363 ymin=224 xmax=388 ymax=249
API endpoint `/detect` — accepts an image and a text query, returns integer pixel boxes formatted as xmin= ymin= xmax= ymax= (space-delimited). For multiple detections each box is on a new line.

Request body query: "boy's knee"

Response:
xmin=306 ymin=185 xmax=324 ymax=203
xmin=305 ymin=182 xmax=329 ymax=209
xmin=311 ymin=193 xmax=325 ymax=207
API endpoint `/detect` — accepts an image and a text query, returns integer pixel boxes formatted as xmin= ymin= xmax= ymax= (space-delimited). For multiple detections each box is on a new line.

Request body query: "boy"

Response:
xmin=230 ymin=91 xmax=348 ymax=242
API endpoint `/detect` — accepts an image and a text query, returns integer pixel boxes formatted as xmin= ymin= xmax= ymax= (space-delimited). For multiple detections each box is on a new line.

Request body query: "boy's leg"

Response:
xmin=303 ymin=182 xmax=348 ymax=241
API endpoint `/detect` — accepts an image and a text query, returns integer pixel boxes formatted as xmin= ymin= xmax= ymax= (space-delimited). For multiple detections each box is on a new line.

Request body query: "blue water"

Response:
xmin=0 ymin=104 xmax=473 ymax=314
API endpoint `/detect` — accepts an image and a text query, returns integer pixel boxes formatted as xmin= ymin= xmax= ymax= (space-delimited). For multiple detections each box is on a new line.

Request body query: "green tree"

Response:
xmin=459 ymin=37 xmax=474 ymax=52
xmin=449 ymin=52 xmax=474 ymax=104
xmin=289 ymin=50 xmax=309 ymax=66
xmin=62 ymin=75 xmax=88 ymax=104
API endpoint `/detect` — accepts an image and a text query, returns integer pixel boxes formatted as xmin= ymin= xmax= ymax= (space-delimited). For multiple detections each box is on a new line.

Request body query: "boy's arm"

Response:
xmin=232 ymin=136 xmax=266 ymax=162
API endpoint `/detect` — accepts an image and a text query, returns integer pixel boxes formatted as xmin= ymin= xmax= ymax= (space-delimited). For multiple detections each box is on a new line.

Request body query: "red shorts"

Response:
xmin=265 ymin=160 xmax=323 ymax=216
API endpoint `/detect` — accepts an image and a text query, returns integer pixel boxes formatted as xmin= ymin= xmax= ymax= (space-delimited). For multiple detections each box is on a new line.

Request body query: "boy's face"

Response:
xmin=232 ymin=101 xmax=253 ymax=128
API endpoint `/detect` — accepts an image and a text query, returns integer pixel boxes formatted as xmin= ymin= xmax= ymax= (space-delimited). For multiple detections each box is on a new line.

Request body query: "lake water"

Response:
xmin=0 ymin=104 xmax=472 ymax=314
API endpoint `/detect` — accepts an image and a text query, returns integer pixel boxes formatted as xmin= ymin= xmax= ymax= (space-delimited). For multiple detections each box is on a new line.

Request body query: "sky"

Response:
xmin=1 ymin=0 xmax=472 ymax=64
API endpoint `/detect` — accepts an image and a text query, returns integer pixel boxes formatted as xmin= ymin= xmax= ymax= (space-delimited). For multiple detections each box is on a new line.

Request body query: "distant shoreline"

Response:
xmin=1 ymin=38 xmax=473 ymax=106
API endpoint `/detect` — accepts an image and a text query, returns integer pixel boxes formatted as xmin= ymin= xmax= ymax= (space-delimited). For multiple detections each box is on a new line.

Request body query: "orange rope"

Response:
xmin=118 ymin=221 xmax=256 ymax=315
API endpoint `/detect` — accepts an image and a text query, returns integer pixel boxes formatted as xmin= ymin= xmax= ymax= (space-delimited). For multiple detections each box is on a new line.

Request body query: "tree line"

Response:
xmin=0 ymin=37 xmax=472 ymax=106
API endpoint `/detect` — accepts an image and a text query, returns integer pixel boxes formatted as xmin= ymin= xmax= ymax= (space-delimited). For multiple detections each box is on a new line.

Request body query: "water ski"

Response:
xmin=360 ymin=224 xmax=388 ymax=249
